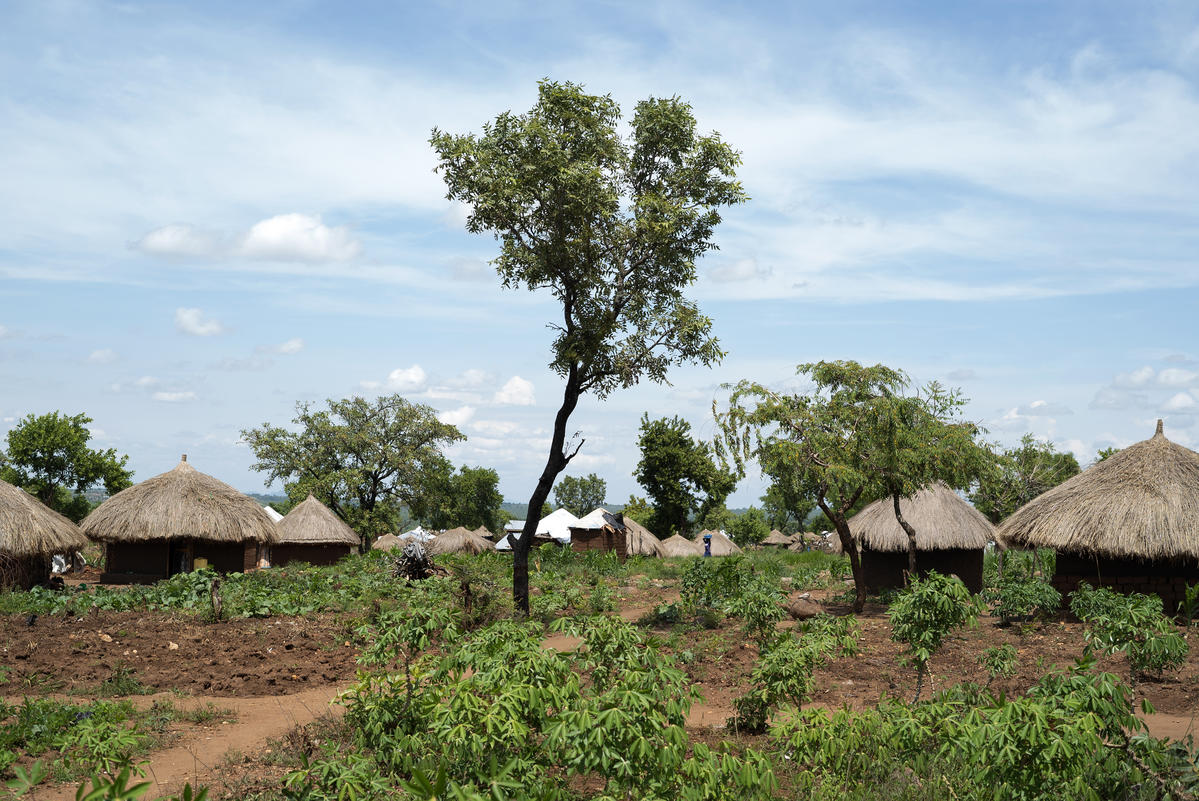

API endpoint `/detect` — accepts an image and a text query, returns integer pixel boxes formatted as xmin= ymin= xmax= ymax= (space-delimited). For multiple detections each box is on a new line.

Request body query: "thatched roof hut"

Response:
xmin=372 ymin=533 xmax=402 ymax=551
xmin=623 ymin=517 xmax=664 ymax=557
xmin=473 ymin=525 xmax=496 ymax=541
xmin=82 ymin=456 xmax=276 ymax=583
xmin=660 ymin=533 xmax=702 ymax=557
xmin=272 ymin=494 xmax=360 ymax=566
xmin=428 ymin=526 xmax=495 ymax=555
xmin=998 ymin=421 xmax=1199 ymax=606
xmin=845 ymin=482 xmax=992 ymax=593
xmin=761 ymin=529 xmax=791 ymax=547
xmin=699 ymin=529 xmax=742 ymax=556
xmin=0 ymin=479 xmax=88 ymax=589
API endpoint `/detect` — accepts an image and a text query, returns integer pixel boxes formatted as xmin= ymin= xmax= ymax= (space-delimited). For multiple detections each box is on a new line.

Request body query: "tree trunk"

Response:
xmin=892 ymin=491 xmax=919 ymax=582
xmin=512 ymin=377 xmax=581 ymax=614
xmin=825 ymin=506 xmax=866 ymax=614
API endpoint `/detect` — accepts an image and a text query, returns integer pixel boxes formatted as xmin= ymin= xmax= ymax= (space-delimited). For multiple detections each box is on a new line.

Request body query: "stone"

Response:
xmin=788 ymin=599 xmax=823 ymax=620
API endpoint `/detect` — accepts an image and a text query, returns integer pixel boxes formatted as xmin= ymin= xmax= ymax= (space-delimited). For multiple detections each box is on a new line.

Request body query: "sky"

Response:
xmin=1 ymin=0 xmax=1198 ymax=509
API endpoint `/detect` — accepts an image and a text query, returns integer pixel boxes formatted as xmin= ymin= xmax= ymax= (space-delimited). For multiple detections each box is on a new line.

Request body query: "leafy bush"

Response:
xmin=1070 ymin=583 xmax=1188 ymax=683
xmin=978 ymin=644 xmax=1018 ymax=688
xmin=679 ymin=555 xmax=756 ymax=609
xmin=986 ymin=568 xmax=1061 ymax=624
xmin=888 ymin=572 xmax=982 ymax=701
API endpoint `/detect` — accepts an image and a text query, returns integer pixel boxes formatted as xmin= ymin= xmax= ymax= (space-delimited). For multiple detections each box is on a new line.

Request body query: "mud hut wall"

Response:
xmin=102 ymin=542 xmax=170 ymax=584
xmin=271 ymin=543 xmax=353 ymax=567
xmin=0 ymin=552 xmax=53 ymax=590
xmin=861 ymin=546 xmax=984 ymax=594
xmin=192 ymin=541 xmax=252 ymax=574
xmin=1051 ymin=552 xmax=1199 ymax=612
xmin=570 ymin=528 xmax=627 ymax=561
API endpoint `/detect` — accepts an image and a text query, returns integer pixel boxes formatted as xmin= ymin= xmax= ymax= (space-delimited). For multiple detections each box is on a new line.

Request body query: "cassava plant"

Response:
xmin=888 ymin=571 xmax=982 ymax=701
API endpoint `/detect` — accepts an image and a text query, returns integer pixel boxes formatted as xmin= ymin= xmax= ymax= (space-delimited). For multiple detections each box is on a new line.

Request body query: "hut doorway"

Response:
xmin=169 ymin=541 xmax=193 ymax=576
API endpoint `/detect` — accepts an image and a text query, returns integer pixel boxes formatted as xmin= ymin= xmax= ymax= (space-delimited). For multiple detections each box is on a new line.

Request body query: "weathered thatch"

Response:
xmin=275 ymin=495 xmax=361 ymax=546
xmin=848 ymin=483 xmax=995 ymax=552
xmin=761 ymin=529 xmax=791 ymax=547
xmin=82 ymin=457 xmax=277 ymax=544
xmin=699 ymin=529 xmax=742 ymax=556
xmin=428 ymin=526 xmax=495 ymax=555
xmin=660 ymin=534 xmax=702 ymax=557
xmin=472 ymin=525 xmax=496 ymax=541
xmin=999 ymin=421 xmax=1199 ymax=560
xmin=372 ymin=533 xmax=402 ymax=551
xmin=0 ymin=478 xmax=88 ymax=557
xmin=624 ymin=517 xmax=664 ymax=557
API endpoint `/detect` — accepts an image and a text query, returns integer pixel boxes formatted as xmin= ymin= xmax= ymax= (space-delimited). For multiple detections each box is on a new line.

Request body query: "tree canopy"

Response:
xmin=432 ymin=80 xmax=744 ymax=611
xmin=969 ymin=434 xmax=1081 ymax=524
xmin=0 ymin=411 xmax=132 ymax=522
xmin=554 ymin=473 xmax=607 ymax=517
xmin=421 ymin=465 xmax=506 ymax=533
xmin=635 ymin=414 xmax=736 ymax=538
xmin=241 ymin=395 xmax=464 ymax=546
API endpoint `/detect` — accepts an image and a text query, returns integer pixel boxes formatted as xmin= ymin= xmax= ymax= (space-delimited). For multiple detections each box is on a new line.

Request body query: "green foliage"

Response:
xmin=726 ymin=506 xmax=770 ymax=546
xmin=759 ymin=479 xmax=813 ymax=536
xmin=553 ymin=473 xmax=607 ymax=517
xmin=985 ymin=552 xmax=1062 ymax=623
xmin=723 ymin=573 xmax=786 ymax=645
xmin=241 ymin=395 xmax=465 ymax=544
xmin=978 ymin=644 xmax=1019 ymax=687
xmin=0 ymin=411 xmax=132 ymax=522
xmin=970 ymin=435 xmax=1081 ymax=524
xmin=635 ymin=414 xmax=736 ymax=537
xmin=679 ymin=555 xmax=755 ymax=609
xmin=420 ymin=465 xmax=506 ymax=533
xmin=1070 ymin=583 xmax=1188 ymax=682
xmin=618 ymin=495 xmax=653 ymax=527
xmin=888 ymin=572 xmax=982 ymax=700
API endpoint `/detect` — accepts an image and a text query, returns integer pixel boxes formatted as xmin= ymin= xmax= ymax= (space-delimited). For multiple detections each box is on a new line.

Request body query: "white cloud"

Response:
xmin=438 ymin=405 xmax=476 ymax=426
xmin=708 ymin=257 xmax=772 ymax=283
xmin=385 ymin=365 xmax=427 ymax=392
xmin=1159 ymin=368 xmax=1199 ymax=387
xmin=1163 ymin=392 xmax=1197 ymax=411
xmin=134 ymin=376 xmax=159 ymax=388
xmin=257 ymin=338 xmax=304 ymax=355
xmin=238 ymin=214 xmax=360 ymax=262
xmin=135 ymin=223 xmax=221 ymax=258
xmin=87 ymin=427 xmax=107 ymax=440
xmin=1017 ymin=400 xmax=1072 ymax=416
xmin=175 ymin=307 xmax=225 ymax=336
xmin=494 ymin=376 xmax=536 ymax=406
xmin=1114 ymin=366 xmax=1155 ymax=387
xmin=88 ymin=348 xmax=117 ymax=364
xmin=1090 ymin=387 xmax=1147 ymax=410
xmin=152 ymin=391 xmax=196 ymax=402
xmin=470 ymin=419 xmax=520 ymax=436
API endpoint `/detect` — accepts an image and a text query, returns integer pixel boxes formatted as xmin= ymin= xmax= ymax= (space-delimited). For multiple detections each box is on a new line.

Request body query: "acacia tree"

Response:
xmin=432 ymin=81 xmax=744 ymax=612
xmin=554 ymin=473 xmax=607 ymax=517
xmin=715 ymin=361 xmax=906 ymax=613
xmin=0 ymin=411 xmax=132 ymax=522
xmin=241 ymin=395 xmax=464 ymax=547
xmin=869 ymin=381 xmax=989 ymax=578
xmin=635 ymin=414 xmax=736 ymax=537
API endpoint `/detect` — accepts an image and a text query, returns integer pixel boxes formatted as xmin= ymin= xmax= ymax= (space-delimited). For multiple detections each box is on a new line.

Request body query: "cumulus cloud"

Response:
xmin=494 ymin=376 xmax=536 ymax=406
xmin=1163 ymin=392 xmax=1197 ymax=411
xmin=438 ymin=405 xmax=476 ymax=426
xmin=709 ymin=258 xmax=772 ymax=283
xmin=135 ymin=223 xmax=221 ymax=258
xmin=1158 ymin=368 xmax=1199 ymax=387
xmin=470 ymin=419 xmax=520 ymax=436
xmin=377 ymin=365 xmax=426 ymax=392
xmin=1016 ymin=400 xmax=1073 ymax=416
xmin=1115 ymin=366 xmax=1155 ymax=387
xmin=1090 ymin=387 xmax=1148 ymax=410
xmin=175 ymin=307 xmax=225 ymax=336
xmin=239 ymin=213 xmax=360 ymax=262
xmin=152 ymin=391 xmax=196 ymax=402
xmin=88 ymin=348 xmax=118 ymax=364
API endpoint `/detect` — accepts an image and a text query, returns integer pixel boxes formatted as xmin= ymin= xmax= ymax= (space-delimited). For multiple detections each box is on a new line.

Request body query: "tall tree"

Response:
xmin=728 ymin=506 xmax=770 ymax=545
xmin=0 ymin=411 xmax=133 ymax=522
xmin=869 ymin=381 xmax=989 ymax=578
xmin=241 ymin=395 xmax=464 ymax=547
xmin=432 ymin=81 xmax=743 ymax=612
xmin=421 ymin=465 xmax=506 ymax=533
xmin=635 ymin=414 xmax=736 ymax=538
xmin=554 ymin=473 xmax=608 ymax=517
xmin=715 ymin=361 xmax=906 ymax=613
xmin=619 ymin=495 xmax=653 ymax=528
xmin=969 ymin=434 xmax=1081 ymax=524
xmin=758 ymin=444 xmax=817 ymax=535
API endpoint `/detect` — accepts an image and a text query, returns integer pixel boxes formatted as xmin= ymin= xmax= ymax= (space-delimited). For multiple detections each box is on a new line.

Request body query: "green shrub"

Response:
xmin=888 ymin=572 xmax=982 ymax=701
xmin=1070 ymin=583 xmax=1188 ymax=684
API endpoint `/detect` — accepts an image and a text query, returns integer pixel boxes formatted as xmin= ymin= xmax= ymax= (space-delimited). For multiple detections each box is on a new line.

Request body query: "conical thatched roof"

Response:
xmin=81 ymin=457 xmax=277 ymax=544
xmin=428 ymin=526 xmax=495 ymax=555
xmin=699 ymin=529 xmax=742 ymax=556
xmin=473 ymin=525 xmax=496 ymax=541
xmin=660 ymin=533 xmax=702 ymax=557
xmin=372 ymin=533 xmax=402 ymax=551
xmin=762 ymin=529 xmax=791 ymax=547
xmin=999 ymin=421 xmax=1199 ymax=560
xmin=847 ymin=482 xmax=995 ymax=553
xmin=0 ymin=479 xmax=88 ymax=556
xmin=624 ymin=517 xmax=664 ymax=557
xmin=275 ymin=495 xmax=360 ymax=546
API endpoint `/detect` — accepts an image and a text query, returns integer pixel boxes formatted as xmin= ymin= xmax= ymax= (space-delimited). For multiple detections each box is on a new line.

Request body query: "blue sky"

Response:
xmin=2 ymin=0 xmax=1198 ymax=509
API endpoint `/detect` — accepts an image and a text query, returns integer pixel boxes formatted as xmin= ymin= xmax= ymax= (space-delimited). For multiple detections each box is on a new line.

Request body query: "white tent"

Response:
xmin=399 ymin=525 xmax=435 ymax=544
xmin=495 ymin=508 xmax=580 ymax=550
xmin=573 ymin=507 xmax=610 ymax=529
xmin=262 ymin=505 xmax=285 ymax=523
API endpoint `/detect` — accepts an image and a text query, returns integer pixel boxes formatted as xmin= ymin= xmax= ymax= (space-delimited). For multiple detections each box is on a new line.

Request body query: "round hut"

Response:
xmin=761 ymin=529 xmax=791 ymax=548
xmin=998 ymin=420 xmax=1199 ymax=610
xmin=81 ymin=455 xmax=277 ymax=584
xmin=660 ymin=533 xmax=702 ymax=557
xmin=624 ymin=517 xmax=664 ymax=557
xmin=428 ymin=526 xmax=496 ymax=555
xmin=847 ymin=482 xmax=994 ymax=593
xmin=699 ymin=529 xmax=742 ymax=556
xmin=472 ymin=525 xmax=497 ymax=542
xmin=372 ymin=532 xmax=402 ymax=551
xmin=0 ymin=479 xmax=89 ymax=589
xmin=272 ymin=494 xmax=361 ymax=566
